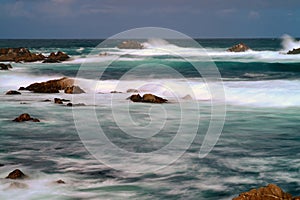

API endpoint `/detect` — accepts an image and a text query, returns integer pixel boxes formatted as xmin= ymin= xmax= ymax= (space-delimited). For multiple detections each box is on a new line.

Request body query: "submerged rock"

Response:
xmin=287 ymin=48 xmax=300 ymax=55
xmin=56 ymin=179 xmax=66 ymax=184
xmin=232 ymin=184 xmax=298 ymax=200
xmin=13 ymin=113 xmax=40 ymax=122
xmin=6 ymin=169 xmax=28 ymax=179
xmin=0 ymin=63 xmax=12 ymax=70
xmin=227 ymin=43 xmax=250 ymax=52
xmin=6 ymin=90 xmax=21 ymax=95
xmin=64 ymin=85 xmax=85 ymax=94
xmin=66 ymin=103 xmax=85 ymax=107
xmin=117 ymin=40 xmax=144 ymax=49
xmin=129 ymin=93 xmax=168 ymax=103
xmin=126 ymin=89 xmax=139 ymax=93
xmin=21 ymin=77 xmax=74 ymax=93
xmin=110 ymin=91 xmax=122 ymax=94
xmin=8 ymin=182 xmax=29 ymax=189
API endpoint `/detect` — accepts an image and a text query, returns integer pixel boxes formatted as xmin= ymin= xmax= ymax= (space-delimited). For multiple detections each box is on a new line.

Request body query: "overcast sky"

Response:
xmin=0 ymin=0 xmax=299 ymax=39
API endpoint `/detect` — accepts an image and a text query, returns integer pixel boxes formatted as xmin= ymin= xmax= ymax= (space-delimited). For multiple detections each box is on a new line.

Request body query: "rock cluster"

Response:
xmin=117 ymin=40 xmax=144 ymax=49
xmin=0 ymin=63 xmax=12 ymax=70
xmin=0 ymin=47 xmax=70 ymax=63
xmin=129 ymin=93 xmax=168 ymax=103
xmin=233 ymin=184 xmax=300 ymax=200
xmin=20 ymin=77 xmax=74 ymax=93
xmin=287 ymin=48 xmax=300 ymax=55
xmin=13 ymin=113 xmax=40 ymax=122
xmin=227 ymin=43 xmax=250 ymax=52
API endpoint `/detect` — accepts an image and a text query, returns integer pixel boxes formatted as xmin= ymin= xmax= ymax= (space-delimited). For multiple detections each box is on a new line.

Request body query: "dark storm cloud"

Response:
xmin=0 ymin=0 xmax=299 ymax=38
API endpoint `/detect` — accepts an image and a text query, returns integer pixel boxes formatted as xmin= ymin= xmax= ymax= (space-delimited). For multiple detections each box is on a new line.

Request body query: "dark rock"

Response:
xmin=0 ymin=164 xmax=4 ymax=167
xmin=66 ymin=103 xmax=85 ymax=107
xmin=117 ymin=40 xmax=144 ymax=49
xmin=6 ymin=90 xmax=21 ymax=95
xmin=0 ymin=63 xmax=12 ymax=70
xmin=18 ymin=87 xmax=26 ymax=90
xmin=110 ymin=91 xmax=122 ymax=93
xmin=232 ymin=184 xmax=294 ymax=200
xmin=43 ymin=51 xmax=70 ymax=63
xmin=42 ymin=58 xmax=61 ymax=63
xmin=23 ymin=77 xmax=74 ymax=93
xmin=42 ymin=99 xmax=51 ymax=102
xmin=56 ymin=179 xmax=65 ymax=184
xmin=6 ymin=169 xmax=28 ymax=179
xmin=227 ymin=43 xmax=250 ymax=52
xmin=126 ymin=89 xmax=139 ymax=93
xmin=54 ymin=98 xmax=63 ymax=104
xmin=287 ymin=48 xmax=300 ymax=55
xmin=129 ymin=93 xmax=168 ymax=103
xmin=13 ymin=113 xmax=39 ymax=122
xmin=64 ymin=85 xmax=85 ymax=94
xmin=0 ymin=47 xmax=45 ymax=62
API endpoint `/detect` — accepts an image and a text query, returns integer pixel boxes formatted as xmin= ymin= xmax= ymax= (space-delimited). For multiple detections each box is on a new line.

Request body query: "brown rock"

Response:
xmin=0 ymin=47 xmax=45 ymax=62
xmin=129 ymin=94 xmax=143 ymax=102
xmin=22 ymin=77 xmax=74 ymax=93
xmin=128 ymin=93 xmax=168 ymax=103
xmin=6 ymin=169 xmax=28 ymax=179
xmin=13 ymin=113 xmax=40 ymax=122
xmin=43 ymin=51 xmax=70 ymax=63
xmin=54 ymin=98 xmax=63 ymax=104
xmin=117 ymin=40 xmax=144 ymax=49
xmin=0 ymin=63 xmax=12 ymax=70
xmin=287 ymin=48 xmax=300 ymax=55
xmin=56 ymin=179 xmax=66 ymax=184
xmin=227 ymin=43 xmax=250 ymax=52
xmin=6 ymin=90 xmax=21 ymax=95
xmin=232 ymin=184 xmax=294 ymax=200
xmin=64 ymin=85 xmax=85 ymax=94
xmin=126 ymin=89 xmax=139 ymax=93
xmin=110 ymin=91 xmax=122 ymax=93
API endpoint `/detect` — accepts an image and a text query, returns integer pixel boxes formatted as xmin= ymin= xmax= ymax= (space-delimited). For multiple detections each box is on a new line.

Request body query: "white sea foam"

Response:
xmin=281 ymin=34 xmax=300 ymax=52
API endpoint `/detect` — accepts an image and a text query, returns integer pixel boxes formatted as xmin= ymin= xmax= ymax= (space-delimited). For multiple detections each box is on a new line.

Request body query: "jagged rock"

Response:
xmin=64 ymin=85 xmax=85 ymax=94
xmin=56 ymin=179 xmax=66 ymax=184
xmin=0 ymin=63 xmax=12 ymax=70
xmin=21 ymin=77 xmax=74 ymax=93
xmin=287 ymin=48 xmax=300 ymax=55
xmin=0 ymin=47 xmax=45 ymax=62
xmin=232 ymin=184 xmax=296 ymax=200
xmin=126 ymin=89 xmax=139 ymax=93
xmin=117 ymin=40 xmax=144 ymax=49
xmin=129 ymin=93 xmax=168 ymax=103
xmin=5 ymin=169 xmax=28 ymax=179
xmin=13 ymin=113 xmax=40 ymax=122
xmin=227 ymin=43 xmax=250 ymax=52
xmin=43 ymin=51 xmax=70 ymax=63
xmin=6 ymin=90 xmax=21 ymax=95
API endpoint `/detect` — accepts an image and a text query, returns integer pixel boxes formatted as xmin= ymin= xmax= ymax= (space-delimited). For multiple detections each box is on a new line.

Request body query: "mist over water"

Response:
xmin=1 ymin=36 xmax=300 ymax=199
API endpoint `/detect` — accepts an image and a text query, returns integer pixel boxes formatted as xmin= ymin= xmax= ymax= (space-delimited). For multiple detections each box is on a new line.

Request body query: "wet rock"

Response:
xmin=8 ymin=182 xmax=29 ymax=189
xmin=129 ymin=93 xmax=168 ymax=103
xmin=126 ymin=89 xmax=139 ymax=93
xmin=13 ymin=113 xmax=40 ymax=122
xmin=43 ymin=51 xmax=70 ymax=63
xmin=6 ymin=90 xmax=21 ymax=95
xmin=64 ymin=85 xmax=85 ymax=94
xmin=227 ymin=43 xmax=250 ymax=52
xmin=117 ymin=40 xmax=144 ymax=49
xmin=56 ymin=179 xmax=66 ymax=184
xmin=66 ymin=103 xmax=85 ymax=107
xmin=0 ymin=63 xmax=12 ymax=70
xmin=232 ymin=184 xmax=294 ymax=200
xmin=54 ymin=98 xmax=63 ymax=104
xmin=110 ymin=91 xmax=122 ymax=93
xmin=287 ymin=48 xmax=300 ymax=55
xmin=22 ymin=77 xmax=74 ymax=93
xmin=42 ymin=99 xmax=51 ymax=102
xmin=0 ymin=47 xmax=45 ymax=62
xmin=6 ymin=169 xmax=28 ymax=179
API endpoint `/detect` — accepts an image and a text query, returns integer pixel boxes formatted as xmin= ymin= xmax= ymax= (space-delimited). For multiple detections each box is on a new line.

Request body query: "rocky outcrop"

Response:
xmin=43 ymin=51 xmax=70 ymax=63
xmin=117 ymin=40 xmax=144 ymax=49
xmin=0 ymin=47 xmax=70 ymax=63
xmin=6 ymin=90 xmax=21 ymax=95
xmin=64 ymin=85 xmax=85 ymax=94
xmin=233 ymin=184 xmax=300 ymax=200
xmin=6 ymin=169 xmax=28 ymax=179
xmin=129 ymin=93 xmax=168 ymax=103
xmin=13 ymin=113 xmax=40 ymax=122
xmin=227 ymin=43 xmax=250 ymax=52
xmin=21 ymin=77 xmax=74 ymax=93
xmin=0 ymin=63 xmax=12 ymax=70
xmin=287 ymin=48 xmax=300 ymax=55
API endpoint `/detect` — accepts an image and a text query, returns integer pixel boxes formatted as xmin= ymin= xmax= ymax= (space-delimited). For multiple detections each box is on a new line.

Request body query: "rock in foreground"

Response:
xmin=0 ymin=63 xmax=12 ymax=70
xmin=13 ymin=113 xmax=40 ymax=122
xmin=227 ymin=43 xmax=250 ymax=52
xmin=21 ymin=77 xmax=74 ymax=93
xmin=129 ymin=94 xmax=167 ymax=103
xmin=6 ymin=169 xmax=28 ymax=179
xmin=117 ymin=40 xmax=144 ymax=49
xmin=233 ymin=184 xmax=300 ymax=200
xmin=287 ymin=48 xmax=300 ymax=55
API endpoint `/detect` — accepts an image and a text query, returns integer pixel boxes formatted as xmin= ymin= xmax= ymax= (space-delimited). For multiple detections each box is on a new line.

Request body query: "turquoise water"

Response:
xmin=1 ymin=38 xmax=300 ymax=199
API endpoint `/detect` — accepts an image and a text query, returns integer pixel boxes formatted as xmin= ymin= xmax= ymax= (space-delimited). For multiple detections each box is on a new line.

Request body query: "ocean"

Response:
xmin=1 ymin=36 xmax=300 ymax=199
